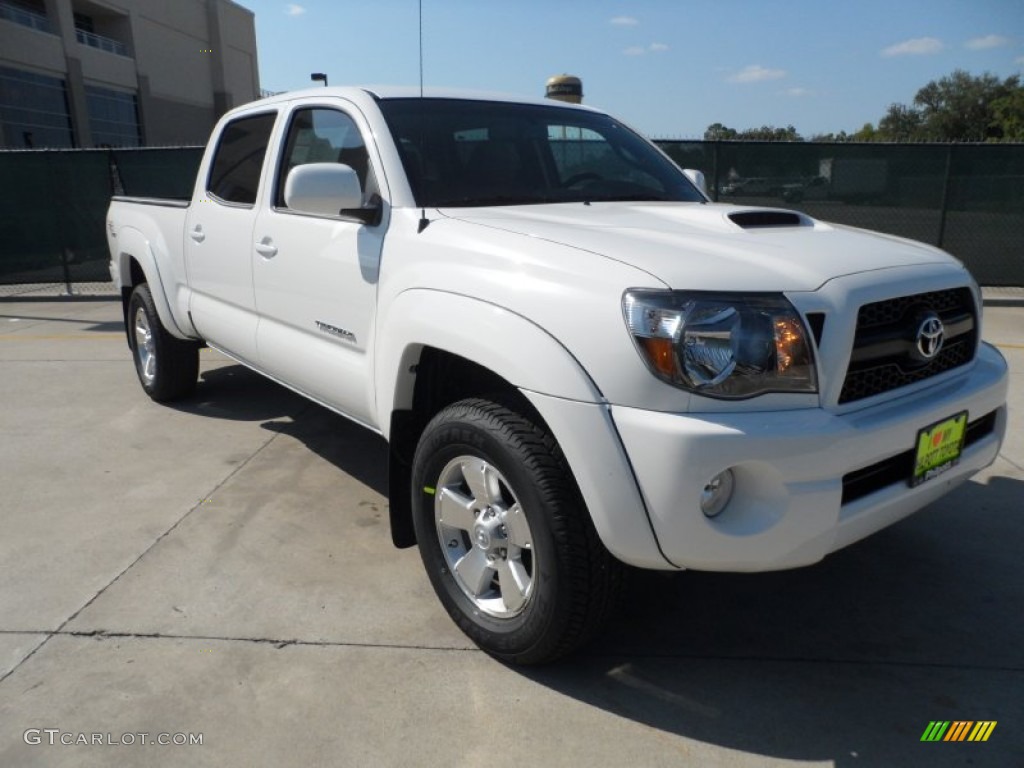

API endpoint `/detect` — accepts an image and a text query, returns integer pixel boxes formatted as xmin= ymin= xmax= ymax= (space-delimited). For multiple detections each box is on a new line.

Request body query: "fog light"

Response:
xmin=701 ymin=469 xmax=734 ymax=518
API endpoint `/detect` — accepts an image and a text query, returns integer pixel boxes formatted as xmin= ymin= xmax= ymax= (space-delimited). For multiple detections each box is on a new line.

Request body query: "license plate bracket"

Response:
xmin=911 ymin=411 xmax=968 ymax=487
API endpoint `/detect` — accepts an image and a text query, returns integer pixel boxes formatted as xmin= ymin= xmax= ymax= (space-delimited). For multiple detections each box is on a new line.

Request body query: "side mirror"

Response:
xmin=284 ymin=163 xmax=363 ymax=217
xmin=683 ymin=168 xmax=710 ymax=197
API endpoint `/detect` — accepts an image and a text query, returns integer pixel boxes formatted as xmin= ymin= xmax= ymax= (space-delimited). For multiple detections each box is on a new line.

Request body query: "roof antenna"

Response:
xmin=417 ymin=0 xmax=431 ymax=233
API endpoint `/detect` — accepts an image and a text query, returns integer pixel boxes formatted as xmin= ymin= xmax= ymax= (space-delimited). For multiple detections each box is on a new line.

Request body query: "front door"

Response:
xmin=252 ymin=103 xmax=385 ymax=426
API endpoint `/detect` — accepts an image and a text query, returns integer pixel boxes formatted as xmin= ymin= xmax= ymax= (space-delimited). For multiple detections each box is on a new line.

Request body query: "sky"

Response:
xmin=238 ymin=0 xmax=1024 ymax=139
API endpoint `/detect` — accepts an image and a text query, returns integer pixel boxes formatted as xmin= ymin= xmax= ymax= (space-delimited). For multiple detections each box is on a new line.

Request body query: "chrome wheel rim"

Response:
xmin=133 ymin=306 xmax=156 ymax=386
xmin=435 ymin=456 xmax=535 ymax=618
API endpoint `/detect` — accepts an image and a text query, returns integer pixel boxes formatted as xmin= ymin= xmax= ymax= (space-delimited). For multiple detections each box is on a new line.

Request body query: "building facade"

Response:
xmin=0 ymin=0 xmax=259 ymax=147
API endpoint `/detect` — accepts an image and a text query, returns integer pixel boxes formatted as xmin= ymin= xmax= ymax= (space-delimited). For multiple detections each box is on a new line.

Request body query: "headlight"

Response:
xmin=623 ymin=290 xmax=817 ymax=399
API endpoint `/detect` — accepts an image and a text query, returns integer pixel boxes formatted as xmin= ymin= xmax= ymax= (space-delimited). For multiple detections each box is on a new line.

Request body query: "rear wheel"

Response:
xmin=128 ymin=283 xmax=199 ymax=402
xmin=411 ymin=398 xmax=623 ymax=664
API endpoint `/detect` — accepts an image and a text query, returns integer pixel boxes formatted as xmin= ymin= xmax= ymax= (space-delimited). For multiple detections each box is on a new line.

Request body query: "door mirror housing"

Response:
xmin=683 ymin=168 xmax=710 ymax=198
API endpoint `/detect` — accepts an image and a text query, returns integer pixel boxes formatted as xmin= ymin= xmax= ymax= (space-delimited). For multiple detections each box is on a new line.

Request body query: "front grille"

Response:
xmin=841 ymin=410 xmax=998 ymax=505
xmin=839 ymin=288 xmax=976 ymax=404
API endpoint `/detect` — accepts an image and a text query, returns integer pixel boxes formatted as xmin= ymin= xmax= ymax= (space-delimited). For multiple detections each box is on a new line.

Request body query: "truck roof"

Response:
xmin=251 ymin=85 xmax=602 ymax=113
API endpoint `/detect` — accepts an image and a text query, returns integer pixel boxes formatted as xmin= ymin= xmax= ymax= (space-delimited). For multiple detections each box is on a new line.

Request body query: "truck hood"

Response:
xmin=439 ymin=202 xmax=956 ymax=292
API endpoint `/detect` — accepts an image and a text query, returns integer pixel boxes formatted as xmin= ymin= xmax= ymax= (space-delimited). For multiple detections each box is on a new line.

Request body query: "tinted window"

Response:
xmin=207 ymin=112 xmax=276 ymax=205
xmin=275 ymin=107 xmax=377 ymax=208
xmin=379 ymin=98 xmax=704 ymax=207
xmin=0 ymin=65 xmax=74 ymax=148
xmin=85 ymin=84 xmax=140 ymax=147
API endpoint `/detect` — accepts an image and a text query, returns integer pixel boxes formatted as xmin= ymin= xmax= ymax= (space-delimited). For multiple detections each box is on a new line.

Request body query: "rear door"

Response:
xmin=186 ymin=110 xmax=277 ymax=364
xmin=251 ymin=102 xmax=386 ymax=425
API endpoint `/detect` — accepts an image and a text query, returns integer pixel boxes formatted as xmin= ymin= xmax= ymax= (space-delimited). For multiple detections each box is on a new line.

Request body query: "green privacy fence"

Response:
xmin=656 ymin=140 xmax=1023 ymax=286
xmin=0 ymin=142 xmax=1021 ymax=289
xmin=0 ymin=147 xmax=202 ymax=288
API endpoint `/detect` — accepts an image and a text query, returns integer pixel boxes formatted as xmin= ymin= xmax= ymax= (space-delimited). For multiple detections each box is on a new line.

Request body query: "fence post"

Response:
xmin=61 ymin=248 xmax=74 ymax=296
xmin=936 ymin=144 xmax=954 ymax=249
xmin=711 ymin=141 xmax=720 ymax=201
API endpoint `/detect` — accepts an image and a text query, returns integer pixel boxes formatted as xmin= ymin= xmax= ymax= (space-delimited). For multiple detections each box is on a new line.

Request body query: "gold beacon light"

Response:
xmin=545 ymin=75 xmax=583 ymax=104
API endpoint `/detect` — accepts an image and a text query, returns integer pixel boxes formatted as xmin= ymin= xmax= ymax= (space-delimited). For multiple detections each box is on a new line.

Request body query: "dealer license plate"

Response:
xmin=911 ymin=411 xmax=968 ymax=487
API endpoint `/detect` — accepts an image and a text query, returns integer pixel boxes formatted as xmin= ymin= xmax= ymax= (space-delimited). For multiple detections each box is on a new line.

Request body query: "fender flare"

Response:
xmin=377 ymin=288 xmax=671 ymax=567
xmin=115 ymin=226 xmax=195 ymax=340
xmin=376 ymin=289 xmax=603 ymax=429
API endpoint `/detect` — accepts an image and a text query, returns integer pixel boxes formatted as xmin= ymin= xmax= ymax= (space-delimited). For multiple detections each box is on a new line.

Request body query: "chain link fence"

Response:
xmin=657 ymin=140 xmax=1023 ymax=286
xmin=1 ymin=141 xmax=1021 ymax=296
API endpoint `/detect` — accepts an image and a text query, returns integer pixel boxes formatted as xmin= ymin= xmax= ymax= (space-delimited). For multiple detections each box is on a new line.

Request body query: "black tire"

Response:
xmin=411 ymin=398 xmax=623 ymax=664
xmin=128 ymin=283 xmax=199 ymax=402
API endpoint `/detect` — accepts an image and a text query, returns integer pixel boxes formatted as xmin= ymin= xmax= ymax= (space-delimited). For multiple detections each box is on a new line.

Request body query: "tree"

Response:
xmin=852 ymin=122 xmax=878 ymax=142
xmin=877 ymin=103 xmax=923 ymax=142
xmin=704 ymin=122 xmax=737 ymax=141
xmin=737 ymin=124 xmax=803 ymax=141
xmin=912 ymin=70 xmax=1019 ymax=141
xmin=703 ymin=123 xmax=803 ymax=141
xmin=810 ymin=130 xmax=852 ymax=142
xmin=990 ymin=86 xmax=1024 ymax=141
xmin=702 ymin=71 xmax=1024 ymax=142
xmin=872 ymin=70 xmax=1023 ymax=142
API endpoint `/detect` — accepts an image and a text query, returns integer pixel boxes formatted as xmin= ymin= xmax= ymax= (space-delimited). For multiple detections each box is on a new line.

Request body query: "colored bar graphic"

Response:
xmin=921 ymin=720 xmax=996 ymax=742
xmin=921 ymin=721 xmax=950 ymax=741
xmin=944 ymin=721 xmax=972 ymax=741
xmin=968 ymin=722 xmax=997 ymax=742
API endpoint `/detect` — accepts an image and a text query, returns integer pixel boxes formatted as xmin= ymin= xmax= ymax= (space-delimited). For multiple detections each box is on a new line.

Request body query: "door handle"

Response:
xmin=255 ymin=238 xmax=278 ymax=258
xmin=189 ymin=225 xmax=205 ymax=243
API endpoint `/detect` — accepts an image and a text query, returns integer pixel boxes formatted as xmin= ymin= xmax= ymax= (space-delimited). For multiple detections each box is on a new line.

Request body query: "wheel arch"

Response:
xmin=378 ymin=290 xmax=604 ymax=549
xmin=114 ymin=227 xmax=192 ymax=341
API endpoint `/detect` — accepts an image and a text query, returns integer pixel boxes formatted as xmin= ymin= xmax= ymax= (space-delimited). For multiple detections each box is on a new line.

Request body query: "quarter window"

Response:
xmin=207 ymin=112 xmax=276 ymax=206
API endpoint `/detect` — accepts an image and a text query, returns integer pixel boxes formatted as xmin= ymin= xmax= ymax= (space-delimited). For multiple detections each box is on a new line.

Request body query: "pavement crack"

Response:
xmin=0 ymin=430 xmax=286 ymax=687
xmin=998 ymin=452 xmax=1024 ymax=473
xmin=5 ymin=629 xmax=1024 ymax=672
xmin=15 ymin=629 xmax=476 ymax=654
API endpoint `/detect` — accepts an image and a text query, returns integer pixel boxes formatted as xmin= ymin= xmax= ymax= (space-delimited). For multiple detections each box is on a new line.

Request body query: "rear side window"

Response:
xmin=207 ymin=112 xmax=276 ymax=205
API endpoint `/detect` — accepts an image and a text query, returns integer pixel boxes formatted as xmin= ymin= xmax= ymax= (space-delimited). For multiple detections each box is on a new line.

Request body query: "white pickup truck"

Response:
xmin=107 ymin=87 xmax=1008 ymax=664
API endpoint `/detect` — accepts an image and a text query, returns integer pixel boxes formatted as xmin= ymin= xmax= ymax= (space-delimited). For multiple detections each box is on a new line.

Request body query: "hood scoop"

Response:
xmin=729 ymin=210 xmax=809 ymax=229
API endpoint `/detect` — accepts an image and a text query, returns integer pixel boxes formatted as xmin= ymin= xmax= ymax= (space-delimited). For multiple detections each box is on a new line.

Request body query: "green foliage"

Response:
xmin=703 ymin=122 xmax=737 ymax=140
xmin=991 ymin=87 xmax=1024 ymax=141
xmin=704 ymin=123 xmax=803 ymax=141
xmin=853 ymin=123 xmax=878 ymax=142
xmin=707 ymin=70 xmax=1024 ymax=143
xmin=877 ymin=103 xmax=924 ymax=142
xmin=912 ymin=70 xmax=1020 ymax=141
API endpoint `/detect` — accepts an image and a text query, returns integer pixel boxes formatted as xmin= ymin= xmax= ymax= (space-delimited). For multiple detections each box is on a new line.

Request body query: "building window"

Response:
xmin=73 ymin=11 xmax=94 ymax=34
xmin=0 ymin=0 xmax=52 ymax=34
xmin=0 ymin=65 xmax=73 ymax=148
xmin=73 ymin=11 xmax=130 ymax=57
xmin=85 ymin=84 xmax=140 ymax=147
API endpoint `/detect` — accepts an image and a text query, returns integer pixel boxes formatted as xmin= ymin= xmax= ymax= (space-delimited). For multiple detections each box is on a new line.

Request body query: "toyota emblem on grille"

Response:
xmin=915 ymin=313 xmax=945 ymax=360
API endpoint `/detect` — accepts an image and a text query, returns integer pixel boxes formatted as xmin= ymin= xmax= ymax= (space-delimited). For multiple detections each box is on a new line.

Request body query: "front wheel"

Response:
xmin=411 ymin=398 xmax=623 ymax=664
xmin=128 ymin=283 xmax=199 ymax=402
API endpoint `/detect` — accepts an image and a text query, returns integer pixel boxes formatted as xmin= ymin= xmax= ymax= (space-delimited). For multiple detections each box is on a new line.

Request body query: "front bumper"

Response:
xmin=611 ymin=342 xmax=1008 ymax=571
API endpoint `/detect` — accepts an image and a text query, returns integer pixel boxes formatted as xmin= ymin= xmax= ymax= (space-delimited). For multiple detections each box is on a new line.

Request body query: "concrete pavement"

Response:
xmin=0 ymin=298 xmax=1021 ymax=767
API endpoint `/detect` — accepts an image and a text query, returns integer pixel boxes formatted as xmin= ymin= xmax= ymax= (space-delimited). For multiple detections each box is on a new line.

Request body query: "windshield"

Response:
xmin=378 ymin=98 xmax=705 ymax=207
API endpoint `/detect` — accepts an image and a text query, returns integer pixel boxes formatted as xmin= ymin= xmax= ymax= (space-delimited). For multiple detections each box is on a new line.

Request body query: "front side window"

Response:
xmin=207 ymin=112 xmax=276 ymax=206
xmin=275 ymin=107 xmax=377 ymax=209
xmin=379 ymin=98 xmax=704 ymax=207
